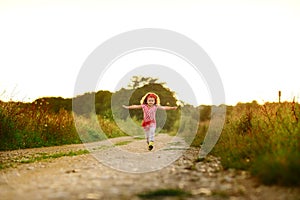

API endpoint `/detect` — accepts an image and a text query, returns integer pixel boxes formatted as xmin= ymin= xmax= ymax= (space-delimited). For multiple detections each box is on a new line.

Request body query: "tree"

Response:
xmin=127 ymin=76 xmax=166 ymax=89
xmin=95 ymin=90 xmax=113 ymax=118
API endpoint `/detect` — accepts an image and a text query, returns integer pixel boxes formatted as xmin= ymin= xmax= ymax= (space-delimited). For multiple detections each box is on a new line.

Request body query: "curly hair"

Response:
xmin=140 ymin=92 xmax=161 ymax=105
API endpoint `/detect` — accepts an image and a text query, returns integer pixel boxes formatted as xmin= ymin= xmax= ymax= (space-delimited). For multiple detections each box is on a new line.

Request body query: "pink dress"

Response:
xmin=141 ymin=104 xmax=158 ymax=127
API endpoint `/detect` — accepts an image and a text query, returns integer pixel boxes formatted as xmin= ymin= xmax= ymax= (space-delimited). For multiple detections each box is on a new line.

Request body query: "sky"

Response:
xmin=0 ymin=0 xmax=300 ymax=106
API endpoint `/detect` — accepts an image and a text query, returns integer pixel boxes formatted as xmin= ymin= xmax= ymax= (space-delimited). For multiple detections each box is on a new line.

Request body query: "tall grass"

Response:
xmin=210 ymin=101 xmax=300 ymax=186
xmin=0 ymin=100 xmax=81 ymax=150
xmin=0 ymin=100 xmax=127 ymax=151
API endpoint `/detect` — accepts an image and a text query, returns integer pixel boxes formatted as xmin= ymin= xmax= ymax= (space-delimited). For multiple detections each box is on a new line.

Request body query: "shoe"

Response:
xmin=148 ymin=141 xmax=154 ymax=151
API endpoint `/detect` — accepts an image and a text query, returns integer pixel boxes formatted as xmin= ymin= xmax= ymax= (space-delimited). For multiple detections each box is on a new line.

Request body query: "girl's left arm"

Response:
xmin=157 ymin=105 xmax=178 ymax=110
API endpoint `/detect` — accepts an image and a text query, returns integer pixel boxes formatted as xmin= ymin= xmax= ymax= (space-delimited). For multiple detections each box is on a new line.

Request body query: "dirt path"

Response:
xmin=0 ymin=134 xmax=299 ymax=200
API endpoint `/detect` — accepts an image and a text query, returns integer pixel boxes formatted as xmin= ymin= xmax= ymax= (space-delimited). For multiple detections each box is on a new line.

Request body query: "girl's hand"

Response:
xmin=122 ymin=105 xmax=129 ymax=109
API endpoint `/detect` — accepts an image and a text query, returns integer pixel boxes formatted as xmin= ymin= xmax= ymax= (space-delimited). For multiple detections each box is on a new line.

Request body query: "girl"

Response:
xmin=123 ymin=92 xmax=177 ymax=151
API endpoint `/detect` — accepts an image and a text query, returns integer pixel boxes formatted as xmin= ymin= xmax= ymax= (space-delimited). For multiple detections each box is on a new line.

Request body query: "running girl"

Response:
xmin=123 ymin=92 xmax=177 ymax=151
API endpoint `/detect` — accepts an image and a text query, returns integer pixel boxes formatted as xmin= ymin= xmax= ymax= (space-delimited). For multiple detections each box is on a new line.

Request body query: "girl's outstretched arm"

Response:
xmin=122 ymin=105 xmax=142 ymax=109
xmin=157 ymin=105 xmax=178 ymax=110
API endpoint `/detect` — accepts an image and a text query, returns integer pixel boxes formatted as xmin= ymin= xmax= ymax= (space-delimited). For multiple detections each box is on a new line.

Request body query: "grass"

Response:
xmin=19 ymin=149 xmax=89 ymax=163
xmin=138 ymin=188 xmax=190 ymax=199
xmin=91 ymin=145 xmax=111 ymax=151
xmin=0 ymin=101 xmax=81 ymax=150
xmin=0 ymin=149 xmax=89 ymax=169
xmin=133 ymin=136 xmax=145 ymax=140
xmin=114 ymin=140 xmax=132 ymax=146
xmin=208 ymin=101 xmax=300 ymax=186
xmin=0 ymin=101 xmax=128 ymax=151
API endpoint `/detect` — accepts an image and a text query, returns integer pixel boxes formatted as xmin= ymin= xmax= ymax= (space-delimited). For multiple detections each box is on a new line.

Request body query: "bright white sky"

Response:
xmin=0 ymin=0 xmax=300 ymax=105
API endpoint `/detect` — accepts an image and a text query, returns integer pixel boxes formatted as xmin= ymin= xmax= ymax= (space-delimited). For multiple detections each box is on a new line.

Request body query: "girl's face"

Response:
xmin=147 ymin=97 xmax=156 ymax=106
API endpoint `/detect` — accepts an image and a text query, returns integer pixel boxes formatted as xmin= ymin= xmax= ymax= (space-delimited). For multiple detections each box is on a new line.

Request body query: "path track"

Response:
xmin=1 ymin=134 xmax=299 ymax=200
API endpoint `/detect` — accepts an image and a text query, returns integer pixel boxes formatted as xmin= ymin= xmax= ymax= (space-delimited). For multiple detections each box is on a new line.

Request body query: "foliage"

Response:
xmin=199 ymin=105 xmax=211 ymax=122
xmin=97 ymin=115 xmax=127 ymax=138
xmin=127 ymin=76 xmax=166 ymax=89
xmin=34 ymin=97 xmax=72 ymax=113
xmin=211 ymin=101 xmax=300 ymax=186
xmin=0 ymin=101 xmax=81 ymax=150
xmin=114 ymin=116 xmax=145 ymax=137
xmin=0 ymin=99 xmax=126 ymax=150
xmin=176 ymin=104 xmax=199 ymax=144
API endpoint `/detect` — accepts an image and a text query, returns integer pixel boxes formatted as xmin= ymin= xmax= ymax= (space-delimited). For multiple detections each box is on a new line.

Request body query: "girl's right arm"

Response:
xmin=122 ymin=105 xmax=142 ymax=109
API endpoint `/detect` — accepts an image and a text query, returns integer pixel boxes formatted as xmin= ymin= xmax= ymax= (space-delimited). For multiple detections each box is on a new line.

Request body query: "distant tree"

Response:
xmin=127 ymin=76 xmax=140 ymax=89
xmin=127 ymin=76 xmax=166 ymax=89
xmin=95 ymin=90 xmax=113 ymax=118
xmin=72 ymin=92 xmax=95 ymax=116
